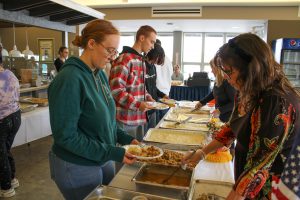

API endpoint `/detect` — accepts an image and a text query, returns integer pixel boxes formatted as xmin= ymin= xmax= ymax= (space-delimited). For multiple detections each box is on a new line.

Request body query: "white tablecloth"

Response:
xmin=13 ymin=107 xmax=52 ymax=147
xmin=193 ymin=160 xmax=235 ymax=183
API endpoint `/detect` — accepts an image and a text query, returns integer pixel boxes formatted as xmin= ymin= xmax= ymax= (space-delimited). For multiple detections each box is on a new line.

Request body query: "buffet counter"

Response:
xmin=109 ymin=105 xmax=233 ymax=199
xmin=86 ymin=103 xmax=234 ymax=199
xmin=108 ymin=160 xmax=234 ymax=199
xmin=13 ymin=106 xmax=51 ymax=147
xmin=109 ymin=163 xmax=186 ymax=199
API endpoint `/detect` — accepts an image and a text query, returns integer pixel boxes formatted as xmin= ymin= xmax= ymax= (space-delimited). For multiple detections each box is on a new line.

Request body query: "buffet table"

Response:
xmin=109 ymin=163 xmax=186 ymax=199
xmin=13 ymin=106 xmax=51 ymax=147
xmin=169 ymin=85 xmax=211 ymax=101
xmin=108 ymin=161 xmax=234 ymax=199
xmin=104 ymin=105 xmax=234 ymax=200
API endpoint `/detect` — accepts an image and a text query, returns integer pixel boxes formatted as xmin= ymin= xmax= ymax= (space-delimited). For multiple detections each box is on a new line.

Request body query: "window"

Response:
xmin=157 ymin=34 xmax=173 ymax=61
xmin=225 ymin=34 xmax=238 ymax=42
xmin=183 ymin=33 xmax=202 ymax=63
xmin=181 ymin=32 xmax=243 ymax=81
xmin=204 ymin=34 xmax=224 ymax=63
xmin=118 ymin=34 xmax=135 ymax=53
xmin=203 ymin=64 xmax=215 ymax=81
xmin=182 ymin=64 xmax=201 ymax=80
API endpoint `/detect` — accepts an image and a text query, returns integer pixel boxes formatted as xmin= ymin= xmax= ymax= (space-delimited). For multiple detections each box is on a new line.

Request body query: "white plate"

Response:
xmin=123 ymin=145 xmax=163 ymax=160
xmin=146 ymin=102 xmax=169 ymax=110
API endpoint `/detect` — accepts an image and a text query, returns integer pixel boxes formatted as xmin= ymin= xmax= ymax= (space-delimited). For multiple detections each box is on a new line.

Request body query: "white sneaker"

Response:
xmin=0 ymin=188 xmax=16 ymax=198
xmin=11 ymin=178 xmax=19 ymax=189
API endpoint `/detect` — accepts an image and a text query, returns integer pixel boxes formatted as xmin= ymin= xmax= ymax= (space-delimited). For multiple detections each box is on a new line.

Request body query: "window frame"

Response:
xmin=182 ymin=32 xmax=241 ymax=78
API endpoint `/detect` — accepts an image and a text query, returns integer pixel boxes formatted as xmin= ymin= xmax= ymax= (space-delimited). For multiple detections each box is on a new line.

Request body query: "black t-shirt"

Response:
xmin=54 ymin=58 xmax=64 ymax=72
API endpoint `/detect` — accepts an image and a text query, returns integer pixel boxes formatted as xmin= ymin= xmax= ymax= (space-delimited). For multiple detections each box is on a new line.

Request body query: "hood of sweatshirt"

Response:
xmin=60 ymin=56 xmax=93 ymax=74
xmin=120 ymin=46 xmax=144 ymax=58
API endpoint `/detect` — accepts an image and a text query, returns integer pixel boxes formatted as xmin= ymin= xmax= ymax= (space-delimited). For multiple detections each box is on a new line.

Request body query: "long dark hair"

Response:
xmin=146 ymin=42 xmax=165 ymax=65
xmin=217 ymin=33 xmax=299 ymax=112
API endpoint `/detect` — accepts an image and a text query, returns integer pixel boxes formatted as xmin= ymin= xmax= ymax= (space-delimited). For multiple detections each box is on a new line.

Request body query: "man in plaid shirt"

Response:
xmin=109 ymin=25 xmax=156 ymax=141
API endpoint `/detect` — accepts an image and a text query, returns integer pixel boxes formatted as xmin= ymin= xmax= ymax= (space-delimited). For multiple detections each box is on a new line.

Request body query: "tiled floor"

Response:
xmin=7 ymin=136 xmax=64 ymax=200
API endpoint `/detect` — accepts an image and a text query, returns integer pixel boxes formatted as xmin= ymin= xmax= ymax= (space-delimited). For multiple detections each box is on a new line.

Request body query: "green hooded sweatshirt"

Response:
xmin=48 ymin=57 xmax=134 ymax=166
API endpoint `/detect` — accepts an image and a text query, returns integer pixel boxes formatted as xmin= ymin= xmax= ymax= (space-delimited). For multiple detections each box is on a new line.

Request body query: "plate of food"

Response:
xmin=159 ymin=98 xmax=176 ymax=107
xmin=146 ymin=102 xmax=169 ymax=110
xmin=123 ymin=145 xmax=163 ymax=160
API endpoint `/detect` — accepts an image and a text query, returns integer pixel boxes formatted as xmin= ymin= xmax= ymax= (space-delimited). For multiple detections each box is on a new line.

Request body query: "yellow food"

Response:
xmin=205 ymin=150 xmax=232 ymax=163
xmin=127 ymin=146 xmax=142 ymax=156
xmin=127 ymin=146 xmax=160 ymax=157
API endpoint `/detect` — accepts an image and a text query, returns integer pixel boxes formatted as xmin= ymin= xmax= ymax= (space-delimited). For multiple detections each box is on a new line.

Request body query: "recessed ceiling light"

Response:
xmin=232 ymin=26 xmax=240 ymax=29
xmin=166 ymin=22 xmax=173 ymax=25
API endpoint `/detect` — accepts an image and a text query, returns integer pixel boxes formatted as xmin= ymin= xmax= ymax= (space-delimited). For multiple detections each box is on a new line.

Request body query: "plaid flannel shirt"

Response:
xmin=109 ymin=49 xmax=151 ymax=126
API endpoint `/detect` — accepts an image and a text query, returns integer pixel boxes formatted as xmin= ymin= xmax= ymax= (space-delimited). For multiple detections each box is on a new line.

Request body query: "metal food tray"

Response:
xmin=20 ymin=97 xmax=48 ymax=107
xmin=159 ymin=121 xmax=209 ymax=132
xmin=84 ymin=185 xmax=175 ymax=200
xmin=20 ymin=103 xmax=38 ymax=113
xmin=170 ymin=107 xmax=211 ymax=116
xmin=164 ymin=112 xmax=211 ymax=124
xmin=188 ymin=179 xmax=233 ymax=200
xmin=144 ymin=128 xmax=210 ymax=147
xmin=132 ymin=163 xmax=193 ymax=191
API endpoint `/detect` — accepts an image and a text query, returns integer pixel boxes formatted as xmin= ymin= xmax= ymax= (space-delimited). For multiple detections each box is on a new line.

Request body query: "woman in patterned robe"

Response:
xmin=182 ymin=33 xmax=300 ymax=200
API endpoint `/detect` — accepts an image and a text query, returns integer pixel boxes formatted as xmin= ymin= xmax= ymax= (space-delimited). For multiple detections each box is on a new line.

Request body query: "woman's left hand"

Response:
xmin=226 ymin=189 xmax=245 ymax=200
xmin=130 ymin=139 xmax=139 ymax=145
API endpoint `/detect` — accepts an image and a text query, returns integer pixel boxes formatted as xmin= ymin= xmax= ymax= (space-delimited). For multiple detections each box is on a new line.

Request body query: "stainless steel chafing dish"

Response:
xmin=132 ymin=163 xmax=193 ymax=191
xmin=84 ymin=185 xmax=175 ymax=200
xmin=144 ymin=128 xmax=211 ymax=147
xmin=188 ymin=179 xmax=233 ymax=200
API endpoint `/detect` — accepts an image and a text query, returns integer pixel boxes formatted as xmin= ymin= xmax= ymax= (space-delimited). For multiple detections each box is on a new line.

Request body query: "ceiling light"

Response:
xmin=232 ymin=26 xmax=240 ymax=29
xmin=0 ymin=37 xmax=9 ymax=57
xmin=9 ymin=23 xmax=21 ymax=57
xmin=166 ymin=22 xmax=174 ymax=25
xmin=22 ymin=27 xmax=34 ymax=58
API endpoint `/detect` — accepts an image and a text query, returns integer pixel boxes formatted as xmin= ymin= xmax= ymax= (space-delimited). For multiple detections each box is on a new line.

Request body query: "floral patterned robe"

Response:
xmin=215 ymin=89 xmax=300 ymax=199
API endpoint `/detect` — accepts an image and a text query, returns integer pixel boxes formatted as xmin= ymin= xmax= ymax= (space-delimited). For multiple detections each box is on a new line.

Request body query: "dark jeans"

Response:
xmin=0 ymin=110 xmax=21 ymax=190
xmin=145 ymin=111 xmax=157 ymax=133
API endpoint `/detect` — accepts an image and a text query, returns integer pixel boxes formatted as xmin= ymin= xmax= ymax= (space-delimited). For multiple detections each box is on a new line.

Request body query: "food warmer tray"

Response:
xmin=132 ymin=163 xmax=193 ymax=191
xmin=20 ymin=103 xmax=38 ymax=113
xmin=159 ymin=121 xmax=209 ymax=132
xmin=84 ymin=185 xmax=175 ymax=200
xmin=188 ymin=179 xmax=233 ymax=200
xmin=164 ymin=112 xmax=211 ymax=124
xmin=143 ymin=128 xmax=211 ymax=147
xmin=170 ymin=107 xmax=211 ymax=116
xmin=20 ymin=97 xmax=49 ymax=107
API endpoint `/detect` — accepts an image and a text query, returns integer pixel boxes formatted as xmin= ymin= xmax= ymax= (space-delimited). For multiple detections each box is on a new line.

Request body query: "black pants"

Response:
xmin=0 ymin=110 xmax=21 ymax=190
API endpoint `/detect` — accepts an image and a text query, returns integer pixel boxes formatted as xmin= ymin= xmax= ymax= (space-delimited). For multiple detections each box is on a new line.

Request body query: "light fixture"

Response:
xmin=9 ymin=23 xmax=21 ymax=57
xmin=0 ymin=37 xmax=9 ymax=57
xmin=22 ymin=27 xmax=34 ymax=58
xmin=0 ymin=43 xmax=9 ymax=56
xmin=0 ymin=37 xmax=8 ymax=56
